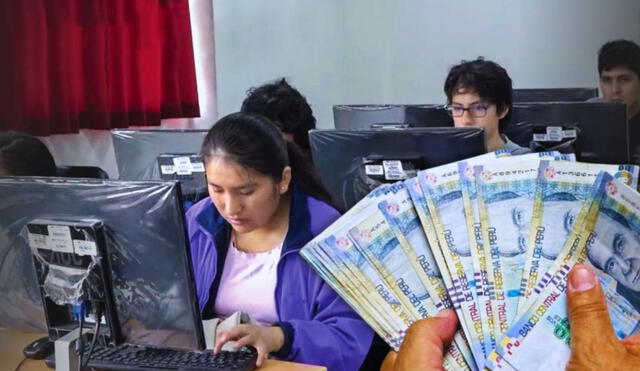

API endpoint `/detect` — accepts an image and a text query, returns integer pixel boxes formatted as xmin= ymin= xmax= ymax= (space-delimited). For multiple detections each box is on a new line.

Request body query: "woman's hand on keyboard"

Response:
xmin=214 ymin=324 xmax=284 ymax=367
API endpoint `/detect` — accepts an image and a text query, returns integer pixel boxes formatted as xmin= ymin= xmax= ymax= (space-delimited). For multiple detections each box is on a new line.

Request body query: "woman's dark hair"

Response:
xmin=201 ymin=112 xmax=333 ymax=206
xmin=0 ymin=131 xmax=56 ymax=176
xmin=598 ymin=39 xmax=640 ymax=77
xmin=444 ymin=58 xmax=513 ymax=130
xmin=240 ymin=78 xmax=316 ymax=153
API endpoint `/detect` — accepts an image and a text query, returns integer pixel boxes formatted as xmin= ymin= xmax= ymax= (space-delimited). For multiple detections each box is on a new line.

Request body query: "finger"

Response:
xmin=567 ymin=265 xmax=618 ymax=348
xmin=622 ymin=333 xmax=640 ymax=345
xmin=394 ymin=309 xmax=458 ymax=371
xmin=233 ymin=336 xmax=265 ymax=367
xmin=214 ymin=325 xmax=248 ymax=353
xmin=380 ymin=350 xmax=398 ymax=371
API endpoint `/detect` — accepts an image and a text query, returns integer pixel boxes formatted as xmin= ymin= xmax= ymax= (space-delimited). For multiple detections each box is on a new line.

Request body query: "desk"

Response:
xmin=0 ymin=329 xmax=326 ymax=371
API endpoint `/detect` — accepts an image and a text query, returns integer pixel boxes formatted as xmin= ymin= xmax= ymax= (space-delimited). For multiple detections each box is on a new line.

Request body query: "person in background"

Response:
xmin=241 ymin=78 xmax=316 ymax=155
xmin=185 ymin=112 xmax=373 ymax=370
xmin=444 ymin=58 xmax=531 ymax=155
xmin=380 ymin=264 xmax=640 ymax=370
xmin=0 ymin=130 xmax=56 ymax=176
xmin=596 ymin=39 xmax=640 ymax=164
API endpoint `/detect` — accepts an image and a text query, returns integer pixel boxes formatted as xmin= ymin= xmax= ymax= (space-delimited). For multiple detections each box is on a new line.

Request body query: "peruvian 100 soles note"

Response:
xmin=351 ymin=200 xmax=470 ymax=370
xmin=488 ymin=172 xmax=640 ymax=370
xmin=301 ymin=184 xmax=414 ymax=348
xmin=378 ymin=184 xmax=474 ymax=370
xmin=474 ymin=159 xmax=543 ymax=341
xmin=457 ymin=151 xmax=570 ymax=357
xmin=302 ymin=184 xmax=471 ymax=369
xmin=417 ymin=151 xmax=510 ymax=365
xmin=518 ymin=161 xmax=639 ymax=315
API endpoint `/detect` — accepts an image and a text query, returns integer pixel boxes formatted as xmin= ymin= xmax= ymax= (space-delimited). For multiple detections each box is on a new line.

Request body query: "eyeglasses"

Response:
xmin=445 ymin=104 xmax=490 ymax=118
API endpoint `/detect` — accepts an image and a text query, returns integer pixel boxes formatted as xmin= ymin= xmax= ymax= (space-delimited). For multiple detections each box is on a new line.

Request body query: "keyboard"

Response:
xmin=45 ymin=343 xmax=258 ymax=371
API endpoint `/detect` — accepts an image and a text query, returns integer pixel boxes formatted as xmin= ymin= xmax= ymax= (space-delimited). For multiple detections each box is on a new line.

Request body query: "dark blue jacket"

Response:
xmin=185 ymin=186 xmax=374 ymax=370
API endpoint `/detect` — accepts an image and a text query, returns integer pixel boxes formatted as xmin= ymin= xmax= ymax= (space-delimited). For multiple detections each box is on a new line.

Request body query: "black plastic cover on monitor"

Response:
xmin=333 ymin=105 xmax=406 ymax=130
xmin=513 ymin=88 xmax=599 ymax=102
xmin=333 ymin=104 xmax=452 ymax=130
xmin=502 ymin=102 xmax=629 ymax=164
xmin=309 ymin=127 xmax=486 ymax=211
xmin=0 ymin=177 xmax=206 ymax=351
xmin=111 ymin=129 xmax=208 ymax=199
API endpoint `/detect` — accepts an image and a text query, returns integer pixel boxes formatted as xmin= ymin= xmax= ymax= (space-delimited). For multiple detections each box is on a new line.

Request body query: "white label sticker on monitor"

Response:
xmin=533 ymin=133 xmax=548 ymax=141
xmin=562 ymin=129 xmax=577 ymax=138
xmin=546 ymin=126 xmax=563 ymax=141
xmin=28 ymin=233 xmax=49 ymax=250
xmin=191 ymin=162 xmax=205 ymax=172
xmin=383 ymin=160 xmax=405 ymax=180
xmin=365 ymin=165 xmax=384 ymax=176
xmin=173 ymin=157 xmax=193 ymax=175
xmin=160 ymin=165 xmax=176 ymax=175
xmin=47 ymin=225 xmax=73 ymax=253
xmin=73 ymin=240 xmax=97 ymax=257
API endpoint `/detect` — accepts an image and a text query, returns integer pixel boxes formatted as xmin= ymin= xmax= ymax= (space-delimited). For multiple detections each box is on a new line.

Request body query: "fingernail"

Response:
xmin=436 ymin=309 xmax=453 ymax=318
xmin=569 ymin=265 xmax=596 ymax=292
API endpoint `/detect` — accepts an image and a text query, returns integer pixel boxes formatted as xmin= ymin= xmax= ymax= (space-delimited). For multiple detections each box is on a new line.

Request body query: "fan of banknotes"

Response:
xmin=300 ymin=149 xmax=640 ymax=371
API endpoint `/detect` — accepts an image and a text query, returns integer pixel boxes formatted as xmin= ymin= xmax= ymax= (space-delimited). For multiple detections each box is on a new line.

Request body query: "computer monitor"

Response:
xmin=333 ymin=104 xmax=452 ymax=129
xmin=333 ymin=105 xmax=406 ymax=129
xmin=404 ymin=105 xmax=453 ymax=127
xmin=501 ymin=102 xmax=629 ymax=164
xmin=111 ymin=129 xmax=209 ymax=200
xmin=0 ymin=177 xmax=206 ymax=351
xmin=309 ymin=127 xmax=486 ymax=211
xmin=513 ymin=88 xmax=599 ymax=102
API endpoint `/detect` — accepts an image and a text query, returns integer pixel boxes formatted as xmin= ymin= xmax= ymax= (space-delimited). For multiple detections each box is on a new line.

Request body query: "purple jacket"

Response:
xmin=185 ymin=186 xmax=374 ymax=370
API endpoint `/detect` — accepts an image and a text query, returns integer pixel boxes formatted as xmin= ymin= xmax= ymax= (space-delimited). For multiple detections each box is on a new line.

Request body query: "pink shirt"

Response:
xmin=213 ymin=240 xmax=282 ymax=325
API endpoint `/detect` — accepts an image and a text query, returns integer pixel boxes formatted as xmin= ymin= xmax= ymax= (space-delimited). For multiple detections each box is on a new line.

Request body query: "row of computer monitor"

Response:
xmin=108 ymin=101 xmax=630 ymax=211
xmin=334 ymin=102 xmax=629 ymax=161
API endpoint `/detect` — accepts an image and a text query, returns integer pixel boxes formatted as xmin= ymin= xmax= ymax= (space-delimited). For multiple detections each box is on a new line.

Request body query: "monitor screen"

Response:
xmin=333 ymin=104 xmax=406 ymax=130
xmin=0 ymin=177 xmax=205 ymax=351
xmin=333 ymin=104 xmax=452 ymax=130
xmin=309 ymin=127 xmax=486 ymax=211
xmin=513 ymin=88 xmax=599 ymax=102
xmin=111 ymin=129 xmax=209 ymax=198
xmin=502 ymin=102 xmax=629 ymax=164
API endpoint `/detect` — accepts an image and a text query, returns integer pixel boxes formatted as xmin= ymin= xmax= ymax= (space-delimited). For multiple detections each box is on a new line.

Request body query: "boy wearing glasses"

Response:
xmin=444 ymin=58 xmax=531 ymax=155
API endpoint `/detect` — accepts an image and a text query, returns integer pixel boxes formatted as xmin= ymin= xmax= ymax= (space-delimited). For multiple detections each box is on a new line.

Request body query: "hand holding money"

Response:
xmin=382 ymin=309 xmax=458 ymax=371
xmin=566 ymin=265 xmax=640 ymax=371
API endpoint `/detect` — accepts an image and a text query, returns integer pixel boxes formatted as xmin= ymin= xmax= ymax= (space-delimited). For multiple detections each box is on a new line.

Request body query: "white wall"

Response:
xmin=213 ymin=0 xmax=640 ymax=128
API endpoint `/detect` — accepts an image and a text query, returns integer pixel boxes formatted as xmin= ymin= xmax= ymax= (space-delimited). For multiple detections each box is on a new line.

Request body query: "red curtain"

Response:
xmin=0 ymin=0 xmax=200 ymax=136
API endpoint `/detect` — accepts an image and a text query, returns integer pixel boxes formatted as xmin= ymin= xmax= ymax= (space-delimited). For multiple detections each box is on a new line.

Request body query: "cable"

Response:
xmin=82 ymin=303 xmax=103 ymax=369
xmin=13 ymin=357 xmax=27 ymax=371
xmin=73 ymin=302 xmax=85 ymax=371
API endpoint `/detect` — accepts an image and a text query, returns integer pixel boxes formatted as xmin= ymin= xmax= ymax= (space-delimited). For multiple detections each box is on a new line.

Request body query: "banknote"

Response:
xmin=301 ymin=184 xmax=415 ymax=348
xmin=418 ymin=167 xmax=487 ymax=363
xmin=518 ymin=161 xmax=640 ymax=315
xmin=456 ymin=152 xmax=568 ymax=355
xmin=302 ymin=242 xmax=400 ymax=345
xmin=488 ymin=172 xmax=640 ymax=370
xmin=474 ymin=159 xmax=542 ymax=340
xmin=349 ymin=204 xmax=435 ymax=320
xmin=378 ymin=185 xmax=474 ymax=370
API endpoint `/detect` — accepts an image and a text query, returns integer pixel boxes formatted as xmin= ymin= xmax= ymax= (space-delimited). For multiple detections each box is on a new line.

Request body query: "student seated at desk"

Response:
xmin=185 ymin=112 xmax=374 ymax=370
xmin=0 ymin=130 xmax=56 ymax=176
xmin=241 ymin=78 xmax=316 ymax=156
xmin=444 ymin=58 xmax=531 ymax=155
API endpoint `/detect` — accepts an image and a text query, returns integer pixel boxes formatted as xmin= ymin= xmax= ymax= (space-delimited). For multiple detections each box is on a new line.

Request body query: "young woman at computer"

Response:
xmin=185 ymin=112 xmax=374 ymax=370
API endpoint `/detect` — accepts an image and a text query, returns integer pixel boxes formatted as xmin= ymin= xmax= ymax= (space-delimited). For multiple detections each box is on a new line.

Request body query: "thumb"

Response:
xmin=567 ymin=264 xmax=617 ymax=348
xmin=394 ymin=309 xmax=458 ymax=371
